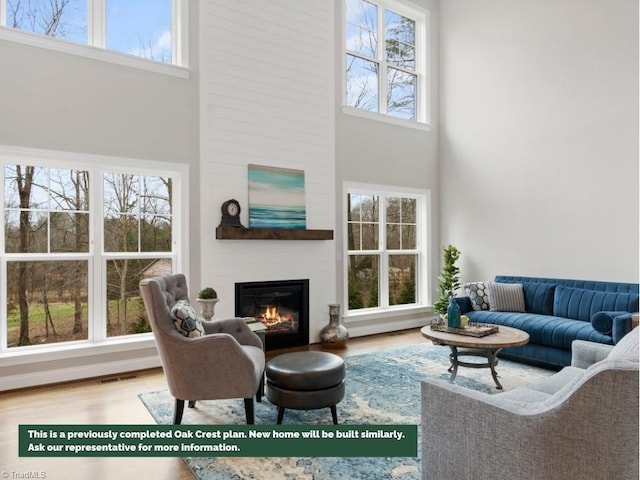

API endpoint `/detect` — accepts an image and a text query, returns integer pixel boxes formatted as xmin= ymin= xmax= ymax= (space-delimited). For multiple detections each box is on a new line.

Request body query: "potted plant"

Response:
xmin=196 ymin=287 xmax=219 ymax=320
xmin=433 ymin=245 xmax=461 ymax=319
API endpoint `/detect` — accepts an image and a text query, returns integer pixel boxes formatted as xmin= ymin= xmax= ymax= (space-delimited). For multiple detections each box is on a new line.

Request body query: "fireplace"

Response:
xmin=235 ymin=279 xmax=309 ymax=350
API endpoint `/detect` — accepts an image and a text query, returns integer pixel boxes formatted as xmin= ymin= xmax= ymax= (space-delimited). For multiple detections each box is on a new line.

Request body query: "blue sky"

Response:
xmin=106 ymin=0 xmax=172 ymax=59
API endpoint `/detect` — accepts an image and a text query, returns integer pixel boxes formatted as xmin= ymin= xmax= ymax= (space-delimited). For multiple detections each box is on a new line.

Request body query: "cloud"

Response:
xmin=157 ymin=29 xmax=172 ymax=50
xmin=128 ymin=28 xmax=171 ymax=61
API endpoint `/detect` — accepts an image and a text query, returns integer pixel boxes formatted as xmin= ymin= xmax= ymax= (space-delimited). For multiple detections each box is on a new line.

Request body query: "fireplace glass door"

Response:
xmin=235 ymin=279 xmax=309 ymax=350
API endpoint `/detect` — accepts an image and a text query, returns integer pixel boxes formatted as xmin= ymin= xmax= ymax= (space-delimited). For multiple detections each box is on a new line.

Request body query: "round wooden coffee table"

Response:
xmin=420 ymin=324 xmax=529 ymax=389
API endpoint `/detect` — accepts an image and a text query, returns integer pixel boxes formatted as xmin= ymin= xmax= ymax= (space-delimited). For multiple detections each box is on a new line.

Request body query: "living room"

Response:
xmin=0 ymin=0 xmax=637 ymax=478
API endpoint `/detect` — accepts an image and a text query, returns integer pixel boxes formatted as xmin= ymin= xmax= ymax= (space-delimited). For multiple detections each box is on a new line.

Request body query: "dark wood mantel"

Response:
xmin=216 ymin=226 xmax=334 ymax=240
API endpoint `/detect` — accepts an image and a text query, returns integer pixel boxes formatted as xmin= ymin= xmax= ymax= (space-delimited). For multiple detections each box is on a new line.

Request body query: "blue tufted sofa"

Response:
xmin=456 ymin=276 xmax=639 ymax=368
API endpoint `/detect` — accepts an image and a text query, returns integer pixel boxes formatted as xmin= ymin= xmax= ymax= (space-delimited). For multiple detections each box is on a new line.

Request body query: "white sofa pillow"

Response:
xmin=171 ymin=299 xmax=205 ymax=338
xmin=487 ymin=282 xmax=525 ymax=313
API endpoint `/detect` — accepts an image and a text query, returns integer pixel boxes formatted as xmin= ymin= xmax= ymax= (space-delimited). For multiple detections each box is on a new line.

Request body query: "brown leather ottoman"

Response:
xmin=265 ymin=351 xmax=345 ymax=424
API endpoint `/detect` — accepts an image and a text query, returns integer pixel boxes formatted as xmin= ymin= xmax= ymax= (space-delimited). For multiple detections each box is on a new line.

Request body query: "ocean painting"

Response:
xmin=248 ymin=165 xmax=306 ymax=229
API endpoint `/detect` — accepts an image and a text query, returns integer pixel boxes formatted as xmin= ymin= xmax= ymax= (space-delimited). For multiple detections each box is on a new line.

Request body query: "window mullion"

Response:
xmin=172 ymin=0 xmax=179 ymax=65
xmin=0 ymin=1 xmax=6 ymax=27
xmin=415 ymin=11 xmax=427 ymax=124
xmin=346 ymin=50 xmax=378 ymax=64
xmin=91 ymin=166 xmax=104 ymax=342
xmin=0 ymin=161 xmax=5 ymax=350
xmin=378 ymin=8 xmax=387 ymax=115
xmin=88 ymin=0 xmax=106 ymax=48
xmin=0 ymin=258 xmax=6 ymax=351
xmin=389 ymin=64 xmax=416 ymax=76
xmin=173 ymin=0 xmax=188 ymax=66
xmin=379 ymin=194 xmax=389 ymax=308
xmin=137 ymin=175 xmax=142 ymax=256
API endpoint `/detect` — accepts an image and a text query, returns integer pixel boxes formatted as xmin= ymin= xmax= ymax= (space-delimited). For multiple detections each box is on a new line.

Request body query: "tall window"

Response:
xmin=346 ymin=185 xmax=428 ymax=314
xmin=4 ymin=166 xmax=91 ymax=346
xmin=103 ymin=173 xmax=173 ymax=338
xmin=1 ymin=0 xmax=182 ymax=66
xmin=344 ymin=0 xmax=427 ymax=123
xmin=1 ymin=151 xmax=183 ymax=350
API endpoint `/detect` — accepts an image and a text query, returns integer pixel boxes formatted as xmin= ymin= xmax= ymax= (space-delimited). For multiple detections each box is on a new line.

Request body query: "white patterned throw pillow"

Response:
xmin=487 ymin=282 xmax=525 ymax=312
xmin=171 ymin=299 xmax=205 ymax=337
xmin=462 ymin=282 xmax=491 ymax=311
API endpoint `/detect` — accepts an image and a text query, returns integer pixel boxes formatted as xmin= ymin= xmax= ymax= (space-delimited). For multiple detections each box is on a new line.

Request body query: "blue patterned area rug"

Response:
xmin=139 ymin=342 xmax=553 ymax=480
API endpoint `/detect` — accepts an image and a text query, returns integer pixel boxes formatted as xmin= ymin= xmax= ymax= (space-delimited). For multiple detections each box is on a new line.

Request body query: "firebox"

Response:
xmin=235 ymin=279 xmax=309 ymax=350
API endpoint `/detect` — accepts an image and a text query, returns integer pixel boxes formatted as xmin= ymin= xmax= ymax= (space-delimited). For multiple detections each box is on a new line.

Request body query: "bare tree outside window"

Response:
xmin=1 ymin=153 xmax=183 ymax=351
xmin=385 ymin=11 xmax=417 ymax=119
xmin=4 ymin=165 xmax=89 ymax=347
xmin=347 ymin=194 xmax=380 ymax=309
xmin=345 ymin=0 xmax=420 ymax=120
xmin=347 ymin=192 xmax=419 ymax=311
xmin=104 ymin=173 xmax=172 ymax=337
xmin=386 ymin=197 xmax=417 ymax=305
xmin=4 ymin=165 xmax=174 ymax=347
xmin=133 ymin=34 xmax=172 ymax=63
xmin=7 ymin=0 xmax=87 ymax=43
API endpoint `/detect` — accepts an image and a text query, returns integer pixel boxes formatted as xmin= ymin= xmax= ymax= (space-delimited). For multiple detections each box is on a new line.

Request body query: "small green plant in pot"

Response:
xmin=196 ymin=287 xmax=219 ymax=320
xmin=433 ymin=245 xmax=461 ymax=317
xmin=198 ymin=287 xmax=218 ymax=300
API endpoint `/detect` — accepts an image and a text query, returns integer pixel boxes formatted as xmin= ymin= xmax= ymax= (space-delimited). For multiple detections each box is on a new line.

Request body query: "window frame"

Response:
xmin=0 ymin=145 xmax=188 ymax=357
xmin=0 ymin=0 xmax=189 ymax=78
xmin=343 ymin=182 xmax=430 ymax=319
xmin=342 ymin=0 xmax=429 ymax=128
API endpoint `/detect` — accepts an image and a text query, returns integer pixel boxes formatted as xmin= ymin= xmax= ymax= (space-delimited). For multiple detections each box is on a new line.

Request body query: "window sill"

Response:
xmin=341 ymin=106 xmax=432 ymax=132
xmin=344 ymin=304 xmax=432 ymax=323
xmin=343 ymin=305 xmax=434 ymax=338
xmin=0 ymin=334 xmax=156 ymax=367
xmin=0 ymin=27 xmax=190 ymax=79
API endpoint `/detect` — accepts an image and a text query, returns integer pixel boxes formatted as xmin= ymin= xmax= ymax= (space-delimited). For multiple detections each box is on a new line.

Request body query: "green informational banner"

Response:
xmin=19 ymin=425 xmax=417 ymax=458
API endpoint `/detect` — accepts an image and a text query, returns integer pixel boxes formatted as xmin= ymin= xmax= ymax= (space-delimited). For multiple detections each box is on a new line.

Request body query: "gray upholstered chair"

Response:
xmin=421 ymin=327 xmax=639 ymax=480
xmin=140 ymin=273 xmax=265 ymax=424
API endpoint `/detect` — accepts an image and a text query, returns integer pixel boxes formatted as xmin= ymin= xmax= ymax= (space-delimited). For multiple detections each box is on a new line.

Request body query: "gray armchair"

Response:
xmin=140 ymin=273 xmax=265 ymax=424
xmin=421 ymin=328 xmax=639 ymax=480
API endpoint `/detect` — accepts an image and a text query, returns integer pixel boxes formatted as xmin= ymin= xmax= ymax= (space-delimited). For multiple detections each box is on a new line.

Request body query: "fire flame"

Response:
xmin=258 ymin=305 xmax=294 ymax=329
xmin=264 ymin=306 xmax=279 ymax=320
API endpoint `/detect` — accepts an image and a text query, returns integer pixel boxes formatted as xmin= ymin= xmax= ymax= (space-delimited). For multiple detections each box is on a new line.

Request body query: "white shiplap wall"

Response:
xmin=199 ymin=0 xmax=336 ymax=342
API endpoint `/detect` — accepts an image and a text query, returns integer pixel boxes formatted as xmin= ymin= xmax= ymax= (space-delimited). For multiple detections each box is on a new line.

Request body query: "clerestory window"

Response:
xmin=344 ymin=0 xmax=428 ymax=124
xmin=345 ymin=184 xmax=429 ymax=315
xmin=0 ymin=0 xmax=187 ymax=70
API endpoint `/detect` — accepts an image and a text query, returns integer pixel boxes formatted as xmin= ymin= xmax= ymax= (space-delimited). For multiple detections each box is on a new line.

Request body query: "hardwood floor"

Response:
xmin=0 ymin=328 xmax=426 ymax=480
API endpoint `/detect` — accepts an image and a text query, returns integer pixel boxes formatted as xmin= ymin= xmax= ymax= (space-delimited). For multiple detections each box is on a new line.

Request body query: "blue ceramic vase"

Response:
xmin=447 ymin=296 xmax=461 ymax=328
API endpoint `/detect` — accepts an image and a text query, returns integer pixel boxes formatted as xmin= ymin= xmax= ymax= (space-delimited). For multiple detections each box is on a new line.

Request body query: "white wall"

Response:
xmin=198 ymin=0 xmax=336 ymax=342
xmin=439 ymin=0 xmax=639 ymax=284
xmin=0 ymin=41 xmax=198 ymax=166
